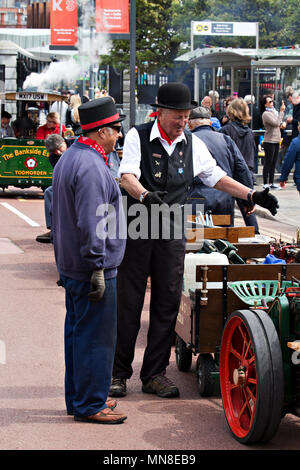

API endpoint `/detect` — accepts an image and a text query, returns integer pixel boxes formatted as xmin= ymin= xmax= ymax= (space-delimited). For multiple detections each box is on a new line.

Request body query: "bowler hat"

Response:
xmin=76 ymin=97 xmax=126 ymax=135
xmin=151 ymin=82 xmax=195 ymax=110
xmin=189 ymin=106 xmax=211 ymax=120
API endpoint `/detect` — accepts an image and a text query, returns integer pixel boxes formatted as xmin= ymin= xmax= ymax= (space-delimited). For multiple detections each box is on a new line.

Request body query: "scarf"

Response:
xmin=265 ymin=107 xmax=278 ymax=116
xmin=78 ymin=135 xmax=108 ymax=166
xmin=157 ymin=118 xmax=173 ymax=145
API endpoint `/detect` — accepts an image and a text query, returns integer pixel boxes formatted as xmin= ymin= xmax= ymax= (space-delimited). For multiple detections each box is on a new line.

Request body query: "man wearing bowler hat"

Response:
xmin=109 ymin=82 xmax=279 ymax=399
xmin=51 ymin=97 xmax=127 ymax=424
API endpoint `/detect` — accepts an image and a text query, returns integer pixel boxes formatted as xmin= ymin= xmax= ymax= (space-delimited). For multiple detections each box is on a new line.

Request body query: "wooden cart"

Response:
xmin=175 ymin=221 xmax=300 ymax=444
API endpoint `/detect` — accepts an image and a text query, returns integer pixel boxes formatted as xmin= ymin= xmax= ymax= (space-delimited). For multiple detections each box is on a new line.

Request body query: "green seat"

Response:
xmin=228 ymin=280 xmax=294 ymax=306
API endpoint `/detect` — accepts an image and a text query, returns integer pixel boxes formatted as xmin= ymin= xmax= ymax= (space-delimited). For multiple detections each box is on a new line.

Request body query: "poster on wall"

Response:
xmin=96 ymin=0 xmax=129 ymax=35
xmin=50 ymin=0 xmax=78 ymax=48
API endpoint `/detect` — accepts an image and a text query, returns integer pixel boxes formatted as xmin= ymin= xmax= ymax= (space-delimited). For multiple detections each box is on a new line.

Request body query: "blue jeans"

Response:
xmin=60 ymin=275 xmax=117 ymax=417
xmin=44 ymin=186 xmax=53 ymax=229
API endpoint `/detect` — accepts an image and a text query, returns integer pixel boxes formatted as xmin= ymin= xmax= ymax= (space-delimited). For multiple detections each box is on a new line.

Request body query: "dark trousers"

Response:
xmin=263 ymin=142 xmax=280 ymax=185
xmin=61 ymin=275 xmax=117 ymax=417
xmin=113 ymin=237 xmax=185 ymax=384
xmin=237 ymin=199 xmax=260 ymax=234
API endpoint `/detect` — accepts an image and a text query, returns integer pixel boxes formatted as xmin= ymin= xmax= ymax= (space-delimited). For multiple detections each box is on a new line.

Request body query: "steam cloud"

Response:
xmin=23 ymin=0 xmax=112 ymax=91
xmin=23 ymin=59 xmax=82 ymax=90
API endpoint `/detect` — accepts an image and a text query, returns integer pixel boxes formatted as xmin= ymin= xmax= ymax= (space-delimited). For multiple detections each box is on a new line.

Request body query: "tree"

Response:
xmin=173 ymin=0 xmax=294 ymax=49
xmin=100 ymin=0 xmax=300 ymax=74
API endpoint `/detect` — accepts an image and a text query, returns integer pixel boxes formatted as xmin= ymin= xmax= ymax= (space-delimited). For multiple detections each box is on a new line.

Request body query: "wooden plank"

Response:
xmin=197 ymin=289 xmax=250 ymax=352
xmin=234 ymin=243 xmax=270 ymax=259
xmin=212 ymin=214 xmax=231 ymax=226
xmin=185 ymin=242 xmax=270 ymax=259
xmin=186 ymin=226 xmax=255 ymax=243
xmin=196 ymin=264 xmax=300 ymax=282
xmin=187 ymin=214 xmax=231 ymax=226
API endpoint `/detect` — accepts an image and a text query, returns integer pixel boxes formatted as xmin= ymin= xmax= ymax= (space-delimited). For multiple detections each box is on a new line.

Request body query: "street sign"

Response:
xmin=192 ymin=21 xmax=258 ymax=37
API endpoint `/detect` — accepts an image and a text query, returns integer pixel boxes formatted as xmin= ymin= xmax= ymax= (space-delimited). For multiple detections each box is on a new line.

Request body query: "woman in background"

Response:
xmin=260 ymin=95 xmax=285 ymax=189
xmin=220 ymin=98 xmax=259 ymax=233
xmin=69 ymin=94 xmax=82 ymax=133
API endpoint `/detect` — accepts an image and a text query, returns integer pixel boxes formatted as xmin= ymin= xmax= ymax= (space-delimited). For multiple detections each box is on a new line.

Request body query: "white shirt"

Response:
xmin=119 ymin=119 xmax=226 ymax=187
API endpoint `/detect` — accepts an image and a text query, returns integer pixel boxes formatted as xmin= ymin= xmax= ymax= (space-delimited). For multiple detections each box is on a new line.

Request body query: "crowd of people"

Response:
xmin=7 ymin=80 xmax=299 ymax=425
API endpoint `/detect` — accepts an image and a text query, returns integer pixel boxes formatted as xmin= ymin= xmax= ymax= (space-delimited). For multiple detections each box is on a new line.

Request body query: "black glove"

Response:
xmin=143 ymin=191 xmax=168 ymax=207
xmin=252 ymin=188 xmax=279 ymax=216
xmin=88 ymin=269 xmax=105 ymax=302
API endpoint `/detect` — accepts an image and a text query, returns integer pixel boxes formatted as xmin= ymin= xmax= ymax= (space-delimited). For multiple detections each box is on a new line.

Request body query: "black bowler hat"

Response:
xmin=76 ymin=97 xmax=126 ymax=135
xmin=151 ymin=82 xmax=196 ymax=110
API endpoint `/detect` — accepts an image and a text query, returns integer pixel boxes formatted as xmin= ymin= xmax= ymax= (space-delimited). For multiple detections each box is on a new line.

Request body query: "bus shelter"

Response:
xmin=175 ymin=47 xmax=300 ymax=115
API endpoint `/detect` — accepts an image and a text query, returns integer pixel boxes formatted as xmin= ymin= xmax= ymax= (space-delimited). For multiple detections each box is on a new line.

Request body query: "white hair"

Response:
xmin=209 ymin=90 xmax=219 ymax=99
xmin=292 ymin=91 xmax=300 ymax=99
xmin=244 ymin=95 xmax=255 ymax=104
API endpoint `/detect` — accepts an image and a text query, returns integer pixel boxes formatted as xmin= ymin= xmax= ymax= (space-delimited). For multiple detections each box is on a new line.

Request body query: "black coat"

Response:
xmin=187 ymin=125 xmax=253 ymax=223
xmin=292 ymin=103 xmax=300 ymax=139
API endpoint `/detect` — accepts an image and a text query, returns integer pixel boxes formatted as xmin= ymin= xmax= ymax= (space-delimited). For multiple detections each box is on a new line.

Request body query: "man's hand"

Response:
xmin=143 ymin=191 xmax=168 ymax=207
xmin=252 ymin=188 xmax=279 ymax=216
xmin=88 ymin=269 xmax=105 ymax=302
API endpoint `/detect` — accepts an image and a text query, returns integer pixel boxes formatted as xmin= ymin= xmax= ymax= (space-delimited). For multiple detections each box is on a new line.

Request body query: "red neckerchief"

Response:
xmin=157 ymin=118 xmax=173 ymax=146
xmin=78 ymin=136 xmax=109 ymax=166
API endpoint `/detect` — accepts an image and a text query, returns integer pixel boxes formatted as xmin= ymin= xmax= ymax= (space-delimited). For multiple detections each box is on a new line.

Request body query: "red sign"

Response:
xmin=96 ymin=0 xmax=129 ymax=34
xmin=50 ymin=0 xmax=78 ymax=47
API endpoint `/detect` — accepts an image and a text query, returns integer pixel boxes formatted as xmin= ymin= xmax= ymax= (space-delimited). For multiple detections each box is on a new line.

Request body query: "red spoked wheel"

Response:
xmin=220 ymin=309 xmax=284 ymax=444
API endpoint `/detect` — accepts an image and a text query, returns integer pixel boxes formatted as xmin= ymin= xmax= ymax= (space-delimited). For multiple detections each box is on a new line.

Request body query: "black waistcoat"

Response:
xmin=122 ymin=122 xmax=194 ymax=240
xmin=136 ymin=121 xmax=193 ymax=205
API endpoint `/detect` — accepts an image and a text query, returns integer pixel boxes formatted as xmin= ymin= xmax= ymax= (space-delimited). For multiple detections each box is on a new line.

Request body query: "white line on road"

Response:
xmin=260 ymin=228 xmax=294 ymax=243
xmin=0 ymin=340 xmax=6 ymax=364
xmin=0 ymin=202 xmax=40 ymax=227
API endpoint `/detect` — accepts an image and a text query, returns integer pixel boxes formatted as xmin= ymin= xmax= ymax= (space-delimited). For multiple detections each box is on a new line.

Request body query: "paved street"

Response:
xmin=0 ymin=184 xmax=300 ymax=453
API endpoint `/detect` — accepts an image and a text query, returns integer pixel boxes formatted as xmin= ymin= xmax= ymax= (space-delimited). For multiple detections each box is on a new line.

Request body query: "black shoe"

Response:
xmin=36 ymin=230 xmax=51 ymax=243
xmin=142 ymin=374 xmax=179 ymax=398
xmin=109 ymin=378 xmax=127 ymax=397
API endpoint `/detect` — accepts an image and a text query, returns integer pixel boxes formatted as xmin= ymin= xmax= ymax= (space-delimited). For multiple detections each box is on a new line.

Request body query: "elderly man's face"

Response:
xmin=292 ymin=96 xmax=300 ymax=105
xmin=157 ymin=108 xmax=190 ymax=141
xmin=54 ymin=141 xmax=67 ymax=155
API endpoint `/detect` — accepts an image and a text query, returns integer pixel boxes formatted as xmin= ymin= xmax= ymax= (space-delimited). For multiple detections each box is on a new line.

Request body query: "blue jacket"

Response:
xmin=187 ymin=125 xmax=253 ymax=221
xmin=51 ymin=140 xmax=126 ymax=281
xmin=280 ymin=135 xmax=300 ymax=191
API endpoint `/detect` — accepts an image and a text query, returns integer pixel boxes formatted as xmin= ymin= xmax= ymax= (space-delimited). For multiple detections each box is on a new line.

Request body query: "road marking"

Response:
xmin=260 ymin=228 xmax=294 ymax=243
xmin=0 ymin=340 xmax=6 ymax=364
xmin=0 ymin=202 xmax=40 ymax=227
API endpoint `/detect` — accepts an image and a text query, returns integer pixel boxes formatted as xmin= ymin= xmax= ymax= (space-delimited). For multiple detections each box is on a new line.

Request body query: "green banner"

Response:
xmin=0 ymin=138 xmax=53 ymax=188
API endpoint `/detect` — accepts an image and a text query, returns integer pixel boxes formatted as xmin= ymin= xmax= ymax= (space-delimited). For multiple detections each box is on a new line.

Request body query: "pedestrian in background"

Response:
xmin=36 ymin=112 xmax=66 ymax=140
xmin=69 ymin=94 xmax=82 ymax=133
xmin=0 ymin=110 xmax=15 ymax=138
xmin=260 ymin=95 xmax=285 ymax=189
xmin=220 ymin=98 xmax=259 ymax=233
xmin=280 ymin=120 xmax=300 ymax=193
xmin=286 ymin=91 xmax=300 ymax=139
xmin=36 ymin=134 xmax=67 ymax=244
xmin=187 ymin=106 xmax=254 ymax=226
